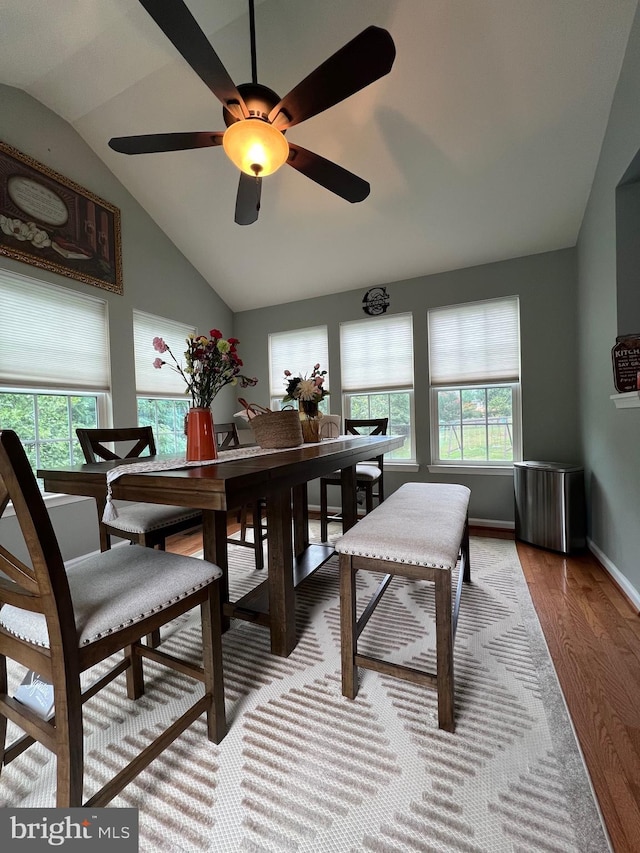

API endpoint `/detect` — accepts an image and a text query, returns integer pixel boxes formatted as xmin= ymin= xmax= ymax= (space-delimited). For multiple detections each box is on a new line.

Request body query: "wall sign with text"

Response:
xmin=0 ymin=140 xmax=123 ymax=295
xmin=611 ymin=334 xmax=640 ymax=392
xmin=362 ymin=286 xmax=390 ymax=315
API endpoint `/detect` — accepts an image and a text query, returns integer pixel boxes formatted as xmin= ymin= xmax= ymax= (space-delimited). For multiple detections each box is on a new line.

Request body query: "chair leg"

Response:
xmin=54 ymin=677 xmax=84 ymax=806
xmin=253 ymin=503 xmax=264 ymax=570
xmin=98 ymin=523 xmax=111 ymax=552
xmin=0 ymin=656 xmax=7 ymax=779
xmin=201 ymin=583 xmax=227 ymax=744
xmin=125 ymin=642 xmax=145 ymax=700
xmin=146 ymin=629 xmax=161 ymax=648
xmin=240 ymin=506 xmax=249 ymax=541
xmin=365 ymin=483 xmax=374 ymax=515
xmin=320 ymin=479 xmax=329 ymax=542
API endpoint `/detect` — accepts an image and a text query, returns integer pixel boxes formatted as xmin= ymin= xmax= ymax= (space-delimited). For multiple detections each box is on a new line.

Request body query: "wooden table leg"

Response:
xmin=267 ymin=487 xmax=295 ymax=656
xmin=202 ymin=508 xmax=231 ymax=632
xmin=292 ymin=482 xmax=309 ymax=557
xmin=340 ymin=464 xmax=358 ymax=531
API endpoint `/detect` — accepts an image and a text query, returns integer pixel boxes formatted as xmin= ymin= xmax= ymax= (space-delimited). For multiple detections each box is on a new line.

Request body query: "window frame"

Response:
xmin=268 ymin=326 xmax=330 ymax=411
xmin=427 ymin=296 xmax=522 ymax=473
xmin=133 ymin=311 xmax=196 ymax=453
xmin=428 ymin=381 xmax=522 ymax=473
xmin=340 ymin=313 xmax=416 ymax=465
xmin=0 ymin=270 xmax=111 ymax=502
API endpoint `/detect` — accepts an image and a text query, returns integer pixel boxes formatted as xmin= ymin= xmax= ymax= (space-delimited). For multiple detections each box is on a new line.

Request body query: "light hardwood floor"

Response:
xmin=167 ymin=520 xmax=640 ymax=853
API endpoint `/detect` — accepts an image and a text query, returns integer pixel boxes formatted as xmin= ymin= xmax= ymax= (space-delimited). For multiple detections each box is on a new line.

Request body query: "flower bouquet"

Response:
xmin=282 ymin=363 xmax=329 ymax=442
xmin=153 ymin=329 xmax=257 ymax=460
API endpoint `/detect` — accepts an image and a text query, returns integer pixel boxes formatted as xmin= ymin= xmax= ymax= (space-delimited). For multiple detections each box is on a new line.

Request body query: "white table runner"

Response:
xmin=102 ymin=439 xmax=344 ymax=521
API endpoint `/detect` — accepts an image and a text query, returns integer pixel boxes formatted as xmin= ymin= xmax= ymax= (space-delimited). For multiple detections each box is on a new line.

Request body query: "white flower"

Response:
xmin=30 ymin=228 xmax=51 ymax=249
xmin=12 ymin=220 xmax=32 ymax=241
xmin=296 ymin=379 xmax=317 ymax=401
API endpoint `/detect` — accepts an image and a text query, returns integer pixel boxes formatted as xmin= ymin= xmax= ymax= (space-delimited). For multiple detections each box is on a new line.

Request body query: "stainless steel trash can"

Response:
xmin=514 ymin=462 xmax=586 ymax=554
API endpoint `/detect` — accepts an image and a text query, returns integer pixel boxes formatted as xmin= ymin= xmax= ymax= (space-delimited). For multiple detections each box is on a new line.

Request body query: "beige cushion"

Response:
xmin=0 ymin=546 xmax=221 ymax=648
xmin=325 ymin=462 xmax=381 ymax=484
xmin=335 ymin=482 xmax=470 ymax=570
xmin=106 ymin=502 xmax=201 ymax=534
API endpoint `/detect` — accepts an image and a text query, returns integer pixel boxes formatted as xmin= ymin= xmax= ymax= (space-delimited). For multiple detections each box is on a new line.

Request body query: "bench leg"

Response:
xmin=462 ymin=517 xmax=471 ymax=582
xmin=340 ymin=554 xmax=358 ymax=699
xmin=435 ymin=569 xmax=455 ymax=732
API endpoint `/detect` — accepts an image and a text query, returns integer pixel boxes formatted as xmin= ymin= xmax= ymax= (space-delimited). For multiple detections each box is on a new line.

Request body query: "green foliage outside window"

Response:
xmin=0 ymin=392 xmax=99 ymax=484
xmin=348 ymin=392 xmax=411 ymax=460
xmin=437 ymin=386 xmax=513 ymax=462
xmin=137 ymin=398 xmax=190 ymax=454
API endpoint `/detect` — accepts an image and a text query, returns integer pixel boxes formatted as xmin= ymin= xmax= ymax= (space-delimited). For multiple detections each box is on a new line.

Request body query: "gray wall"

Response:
xmin=0 ymin=85 xmax=237 ymax=559
xmin=576 ymin=5 xmax=640 ymax=600
xmin=235 ymin=247 xmax=580 ymax=525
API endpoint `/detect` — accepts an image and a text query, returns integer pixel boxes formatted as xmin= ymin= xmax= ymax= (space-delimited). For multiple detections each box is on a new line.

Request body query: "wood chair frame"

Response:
xmin=0 ymin=429 xmax=226 ymax=807
xmin=214 ymin=423 xmax=267 ymax=570
xmin=320 ymin=418 xmax=389 ymax=541
xmin=76 ymin=426 xmax=201 ymax=552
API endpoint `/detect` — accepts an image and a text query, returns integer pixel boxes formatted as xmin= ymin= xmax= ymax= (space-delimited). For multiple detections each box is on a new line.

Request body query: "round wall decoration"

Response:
xmin=362 ymin=286 xmax=390 ymax=315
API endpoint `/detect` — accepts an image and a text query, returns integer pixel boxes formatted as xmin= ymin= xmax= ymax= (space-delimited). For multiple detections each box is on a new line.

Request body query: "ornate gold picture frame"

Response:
xmin=0 ymin=141 xmax=122 ymax=294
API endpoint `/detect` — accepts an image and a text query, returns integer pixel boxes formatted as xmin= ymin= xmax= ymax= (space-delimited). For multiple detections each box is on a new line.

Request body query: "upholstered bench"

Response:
xmin=335 ymin=482 xmax=471 ymax=732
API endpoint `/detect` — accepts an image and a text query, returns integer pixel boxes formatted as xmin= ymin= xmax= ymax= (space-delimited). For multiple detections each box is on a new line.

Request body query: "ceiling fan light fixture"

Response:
xmin=223 ymin=118 xmax=289 ymax=177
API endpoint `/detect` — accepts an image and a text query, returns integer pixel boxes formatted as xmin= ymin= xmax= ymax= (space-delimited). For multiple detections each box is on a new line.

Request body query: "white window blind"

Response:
xmin=428 ymin=297 xmax=520 ymax=386
xmin=0 ymin=269 xmax=110 ymax=391
xmin=268 ymin=326 xmax=329 ymax=399
xmin=133 ymin=311 xmax=195 ymax=397
xmin=340 ymin=314 xmax=414 ymax=392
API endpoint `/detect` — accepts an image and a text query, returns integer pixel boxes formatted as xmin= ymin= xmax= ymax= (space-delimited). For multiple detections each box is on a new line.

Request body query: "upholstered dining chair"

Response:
xmin=214 ymin=422 xmax=267 ymax=570
xmin=76 ymin=426 xmax=202 ymax=552
xmin=319 ymin=417 xmax=389 ymax=542
xmin=0 ymin=429 xmax=226 ymax=807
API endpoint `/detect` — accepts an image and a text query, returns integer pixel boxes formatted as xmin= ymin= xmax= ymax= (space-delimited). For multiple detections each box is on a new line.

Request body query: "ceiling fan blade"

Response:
xmin=268 ymin=26 xmax=395 ymax=130
xmin=138 ymin=0 xmax=248 ymax=120
xmin=287 ymin=144 xmax=370 ymax=203
xmin=235 ymin=173 xmax=262 ymax=225
xmin=108 ymin=132 xmax=224 ymax=155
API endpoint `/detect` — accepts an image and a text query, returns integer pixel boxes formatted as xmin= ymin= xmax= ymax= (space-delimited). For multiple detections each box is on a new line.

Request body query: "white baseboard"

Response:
xmin=588 ymin=537 xmax=640 ymax=611
xmin=469 ymin=517 xmax=514 ymax=530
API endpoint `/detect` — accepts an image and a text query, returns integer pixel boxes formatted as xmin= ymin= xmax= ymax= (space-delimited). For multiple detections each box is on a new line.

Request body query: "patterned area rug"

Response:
xmin=0 ymin=528 xmax=611 ymax=853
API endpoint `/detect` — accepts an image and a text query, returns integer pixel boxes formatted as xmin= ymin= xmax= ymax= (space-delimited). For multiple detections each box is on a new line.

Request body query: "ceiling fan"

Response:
xmin=108 ymin=0 xmax=396 ymax=225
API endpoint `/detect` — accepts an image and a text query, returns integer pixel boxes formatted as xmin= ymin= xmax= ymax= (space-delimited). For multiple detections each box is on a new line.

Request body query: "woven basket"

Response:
xmin=249 ymin=407 xmax=303 ymax=449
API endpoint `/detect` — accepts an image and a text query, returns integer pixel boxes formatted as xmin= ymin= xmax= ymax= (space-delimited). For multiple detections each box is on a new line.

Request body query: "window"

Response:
xmin=340 ymin=313 xmax=414 ymax=462
xmin=0 ymin=269 xmax=110 ymax=483
xmin=133 ymin=311 xmax=195 ymax=454
xmin=428 ymin=296 xmax=521 ymax=468
xmin=268 ymin=326 xmax=330 ymax=412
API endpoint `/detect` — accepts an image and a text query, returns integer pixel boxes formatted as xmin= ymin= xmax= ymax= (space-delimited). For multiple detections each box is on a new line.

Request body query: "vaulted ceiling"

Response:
xmin=1 ymin=0 xmax=637 ymax=310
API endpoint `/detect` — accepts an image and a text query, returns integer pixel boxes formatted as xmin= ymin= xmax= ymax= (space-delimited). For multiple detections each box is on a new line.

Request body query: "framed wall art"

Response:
xmin=0 ymin=141 xmax=122 ymax=295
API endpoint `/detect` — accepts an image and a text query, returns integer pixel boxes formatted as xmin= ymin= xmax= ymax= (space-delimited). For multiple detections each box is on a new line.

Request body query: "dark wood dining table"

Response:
xmin=38 ymin=434 xmax=404 ymax=657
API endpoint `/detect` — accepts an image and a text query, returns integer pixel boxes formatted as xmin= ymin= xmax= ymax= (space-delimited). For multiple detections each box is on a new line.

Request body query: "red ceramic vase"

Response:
xmin=186 ymin=407 xmax=217 ymax=462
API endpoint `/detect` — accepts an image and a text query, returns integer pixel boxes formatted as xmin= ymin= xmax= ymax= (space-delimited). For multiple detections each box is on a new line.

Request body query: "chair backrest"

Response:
xmin=344 ymin=418 xmax=388 ymax=436
xmin=345 ymin=418 xmax=388 ymax=467
xmin=76 ymin=426 xmax=156 ymax=463
xmin=214 ymin=422 xmax=241 ymax=450
xmin=0 ymin=430 xmax=75 ymax=651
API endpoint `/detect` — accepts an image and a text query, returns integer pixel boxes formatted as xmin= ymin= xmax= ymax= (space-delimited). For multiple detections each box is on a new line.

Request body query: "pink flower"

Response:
xmin=153 ymin=336 xmax=168 ymax=353
xmin=284 ymin=370 xmax=291 ymax=376
xmin=153 ymin=357 xmax=164 ymax=369
xmin=209 ymin=328 xmax=223 ymax=339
